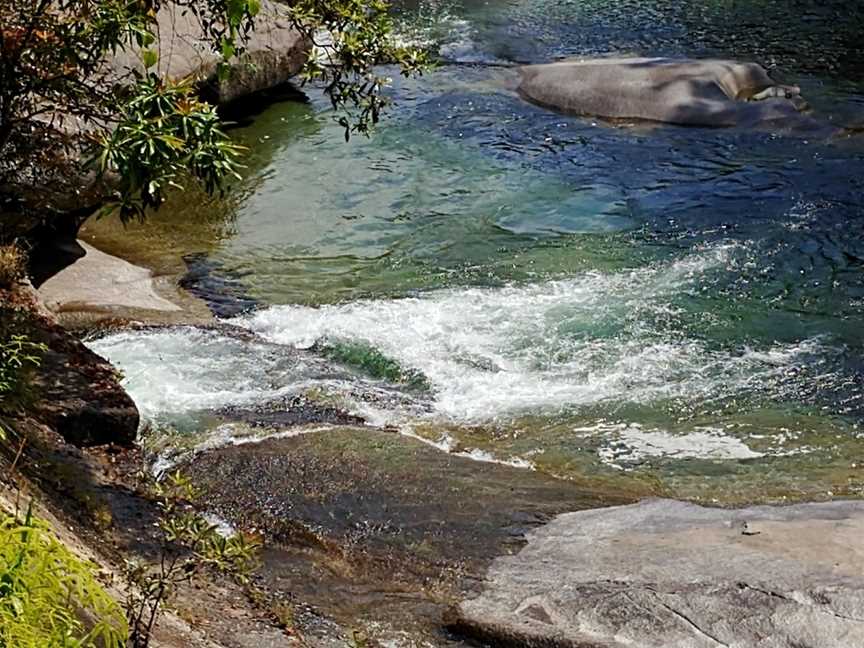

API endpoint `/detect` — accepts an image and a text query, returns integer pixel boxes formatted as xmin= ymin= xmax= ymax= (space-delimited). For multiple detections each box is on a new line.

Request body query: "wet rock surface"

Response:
xmin=452 ymin=498 xmax=864 ymax=648
xmin=182 ymin=428 xmax=632 ymax=644
xmin=1 ymin=291 xmax=138 ymax=447
xmin=215 ymin=396 xmax=365 ymax=429
xmin=184 ymin=428 xmax=630 ymax=584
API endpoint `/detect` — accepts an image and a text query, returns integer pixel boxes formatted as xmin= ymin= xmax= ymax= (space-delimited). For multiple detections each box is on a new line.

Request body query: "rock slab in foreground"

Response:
xmin=183 ymin=428 xmax=633 ymax=585
xmin=453 ymin=498 xmax=864 ymax=648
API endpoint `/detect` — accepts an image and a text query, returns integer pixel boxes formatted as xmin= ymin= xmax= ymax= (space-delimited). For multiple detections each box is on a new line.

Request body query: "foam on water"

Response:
xmin=148 ymin=423 xmax=336 ymax=475
xmin=89 ymin=328 xmax=313 ymax=420
xmin=392 ymin=2 xmax=490 ymax=63
xmin=399 ymin=426 xmax=536 ymax=469
xmin=91 ymin=244 xmax=836 ymax=425
xmin=232 ymin=243 xmax=832 ymax=423
xmin=590 ymin=423 xmax=764 ymax=471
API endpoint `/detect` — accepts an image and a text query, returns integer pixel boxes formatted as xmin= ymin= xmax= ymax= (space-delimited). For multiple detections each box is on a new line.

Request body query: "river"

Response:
xmin=87 ymin=0 xmax=864 ymax=504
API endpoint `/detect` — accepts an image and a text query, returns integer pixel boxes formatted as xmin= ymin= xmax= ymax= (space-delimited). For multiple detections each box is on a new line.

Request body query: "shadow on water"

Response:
xmin=179 ymin=253 xmax=262 ymax=317
xmin=80 ymin=95 xmax=322 ymax=277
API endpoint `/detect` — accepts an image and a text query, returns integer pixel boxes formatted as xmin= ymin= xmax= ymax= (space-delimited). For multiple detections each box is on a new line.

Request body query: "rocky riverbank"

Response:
xmin=0 ymin=278 xmax=350 ymax=648
xmin=8 ymin=230 xmax=864 ymax=648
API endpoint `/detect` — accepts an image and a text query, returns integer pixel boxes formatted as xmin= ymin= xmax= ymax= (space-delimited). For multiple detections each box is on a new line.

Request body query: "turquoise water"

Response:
xmin=89 ymin=0 xmax=864 ymax=502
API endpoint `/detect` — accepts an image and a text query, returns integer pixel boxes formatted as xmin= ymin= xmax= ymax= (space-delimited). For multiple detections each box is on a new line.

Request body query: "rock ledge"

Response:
xmin=452 ymin=498 xmax=864 ymax=648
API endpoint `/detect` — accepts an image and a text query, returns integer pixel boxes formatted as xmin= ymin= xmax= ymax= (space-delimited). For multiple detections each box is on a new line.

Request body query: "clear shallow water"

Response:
xmin=88 ymin=0 xmax=864 ymax=502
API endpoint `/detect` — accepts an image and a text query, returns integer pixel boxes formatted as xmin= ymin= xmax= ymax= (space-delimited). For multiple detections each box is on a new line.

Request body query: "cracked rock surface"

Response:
xmin=452 ymin=498 xmax=864 ymax=648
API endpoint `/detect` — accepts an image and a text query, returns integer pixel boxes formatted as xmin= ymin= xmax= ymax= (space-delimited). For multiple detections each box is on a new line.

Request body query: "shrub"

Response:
xmin=0 ymin=332 xmax=46 ymax=413
xmin=0 ymin=245 xmax=26 ymax=288
xmin=125 ymin=470 xmax=260 ymax=648
xmin=0 ymin=505 xmax=128 ymax=648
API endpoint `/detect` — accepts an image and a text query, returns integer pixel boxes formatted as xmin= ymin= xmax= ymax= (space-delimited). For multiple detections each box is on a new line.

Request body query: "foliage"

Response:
xmin=0 ymin=0 xmax=428 ymax=222
xmin=0 ymin=504 xmax=128 ymax=648
xmin=289 ymin=0 xmax=430 ymax=139
xmin=0 ymin=244 xmax=26 ymax=287
xmin=0 ymin=332 xmax=46 ymax=412
xmin=93 ymin=74 xmax=245 ymax=221
xmin=125 ymin=470 xmax=259 ymax=648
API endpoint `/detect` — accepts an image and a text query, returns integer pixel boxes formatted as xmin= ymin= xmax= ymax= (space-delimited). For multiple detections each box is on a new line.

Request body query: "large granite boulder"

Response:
xmin=518 ymin=57 xmax=815 ymax=128
xmin=108 ymin=1 xmax=309 ymax=104
xmin=452 ymin=498 xmax=864 ymax=648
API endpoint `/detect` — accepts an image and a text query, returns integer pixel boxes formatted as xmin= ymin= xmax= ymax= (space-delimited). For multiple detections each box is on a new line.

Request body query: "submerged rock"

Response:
xmin=215 ymin=395 xmax=365 ymax=429
xmin=180 ymin=253 xmax=261 ymax=319
xmin=518 ymin=57 xmax=823 ymax=130
xmin=452 ymin=498 xmax=864 ymax=648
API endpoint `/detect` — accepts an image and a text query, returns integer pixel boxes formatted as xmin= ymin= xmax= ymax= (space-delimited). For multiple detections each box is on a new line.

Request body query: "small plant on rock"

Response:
xmin=124 ymin=470 xmax=259 ymax=648
xmin=0 ymin=328 xmax=46 ymax=441
xmin=0 ymin=334 xmax=45 ymax=402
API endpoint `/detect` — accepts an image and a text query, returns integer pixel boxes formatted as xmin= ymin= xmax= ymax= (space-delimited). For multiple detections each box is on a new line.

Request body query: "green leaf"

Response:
xmin=142 ymin=49 xmax=158 ymax=70
xmin=220 ymin=38 xmax=235 ymax=61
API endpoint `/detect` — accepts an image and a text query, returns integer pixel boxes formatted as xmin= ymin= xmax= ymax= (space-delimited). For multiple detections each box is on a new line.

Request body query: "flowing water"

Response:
xmin=88 ymin=0 xmax=864 ymax=503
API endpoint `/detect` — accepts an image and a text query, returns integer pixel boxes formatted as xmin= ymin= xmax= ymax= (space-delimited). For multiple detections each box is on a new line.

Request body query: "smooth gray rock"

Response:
xmin=453 ymin=498 xmax=864 ymax=648
xmin=518 ymin=57 xmax=812 ymax=128
xmin=39 ymin=241 xmax=181 ymax=314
